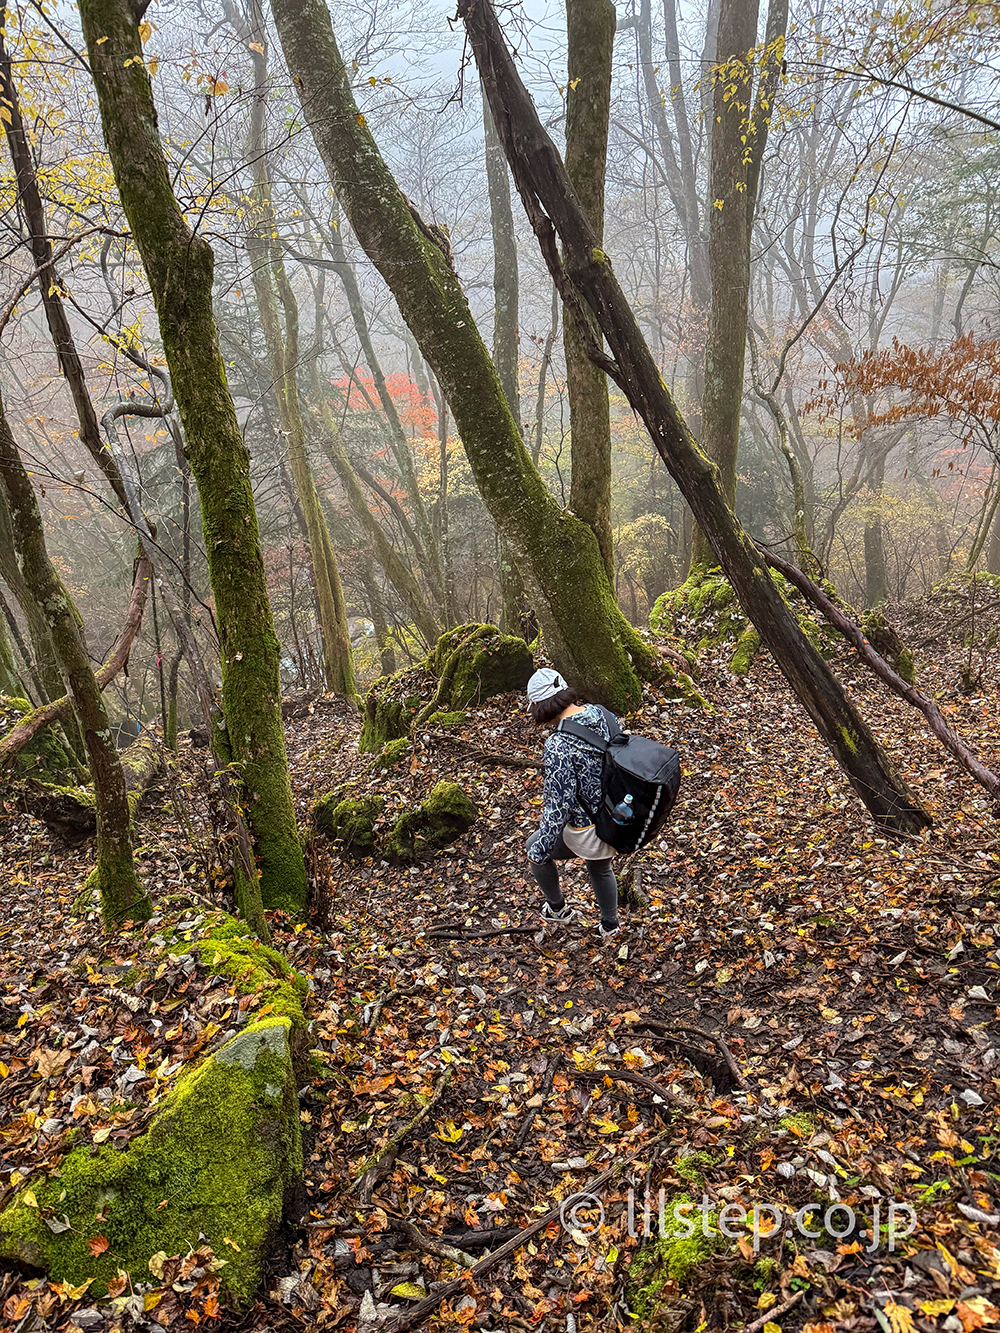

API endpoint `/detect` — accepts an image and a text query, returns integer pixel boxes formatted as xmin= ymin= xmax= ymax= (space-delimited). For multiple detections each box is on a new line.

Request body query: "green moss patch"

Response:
xmin=0 ymin=1017 xmax=302 ymax=1304
xmin=651 ymin=566 xmax=841 ymax=673
xmin=358 ymin=668 xmax=425 ymax=753
xmin=1 ymin=695 xmax=76 ymax=782
xmin=376 ymin=737 xmax=411 ymax=769
xmin=424 ymin=623 xmax=533 ymax=710
xmin=312 ymin=792 xmax=384 ymax=859
xmin=626 ymin=1191 xmax=721 ymax=1323
xmin=386 ymin=780 xmax=477 ymax=861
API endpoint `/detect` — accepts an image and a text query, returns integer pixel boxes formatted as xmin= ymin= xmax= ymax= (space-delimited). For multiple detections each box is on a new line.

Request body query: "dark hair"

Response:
xmin=528 ymin=687 xmax=586 ymax=726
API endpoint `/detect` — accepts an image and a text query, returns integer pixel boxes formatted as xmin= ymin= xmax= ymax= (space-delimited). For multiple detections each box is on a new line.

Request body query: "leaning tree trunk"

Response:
xmin=79 ymin=0 xmax=307 ymax=913
xmin=690 ymin=0 xmax=761 ymax=571
xmin=269 ymin=0 xmax=656 ymax=711
xmin=461 ymin=0 xmax=931 ymax=834
xmin=0 ymin=393 xmax=152 ymax=923
xmin=563 ymin=0 xmax=615 ymax=580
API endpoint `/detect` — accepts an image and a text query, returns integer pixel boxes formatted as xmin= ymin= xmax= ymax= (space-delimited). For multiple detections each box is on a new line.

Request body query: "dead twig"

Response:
xmin=392 ymin=1215 xmax=477 ymax=1269
xmin=513 ymin=1051 xmax=561 ymax=1151
xmin=427 ymin=925 xmax=538 ymax=941
xmin=742 ymin=1289 xmax=804 ymax=1333
xmin=574 ymin=1066 xmax=694 ymax=1111
xmin=366 ymin=984 xmax=418 ymax=1033
xmin=354 ymin=1066 xmax=453 ymax=1202
xmin=423 ymin=730 xmax=539 ymax=769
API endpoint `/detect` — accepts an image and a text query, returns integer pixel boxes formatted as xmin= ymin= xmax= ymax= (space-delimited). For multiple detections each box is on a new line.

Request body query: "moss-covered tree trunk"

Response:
xmin=242 ymin=7 xmax=354 ymax=697
xmin=462 ymin=0 xmax=931 ymax=835
xmin=690 ymin=0 xmax=760 ymax=571
xmin=0 ymin=606 xmax=22 ymax=697
xmin=0 ymin=393 xmax=151 ymax=924
xmin=0 ymin=484 xmax=64 ymax=705
xmin=269 ymin=0 xmax=656 ymax=712
xmin=79 ymin=0 xmax=307 ymax=913
xmin=564 ymin=0 xmax=615 ymax=580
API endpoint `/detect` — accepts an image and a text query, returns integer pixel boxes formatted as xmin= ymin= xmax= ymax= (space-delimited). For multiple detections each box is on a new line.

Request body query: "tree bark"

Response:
xmin=0 ymin=393 xmax=152 ymax=923
xmin=241 ymin=0 xmax=354 ymax=696
xmin=461 ymin=0 xmax=931 ymax=835
xmin=0 ymin=483 xmax=65 ymax=706
xmin=79 ymin=0 xmax=307 ymax=913
xmin=564 ymin=0 xmax=615 ymax=579
xmin=863 ymin=458 xmax=889 ymax=606
xmin=690 ymin=0 xmax=761 ymax=570
xmin=269 ymin=0 xmax=657 ymax=711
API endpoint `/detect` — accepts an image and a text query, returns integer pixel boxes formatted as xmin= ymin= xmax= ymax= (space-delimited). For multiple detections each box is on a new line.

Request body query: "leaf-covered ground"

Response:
xmin=1 ymin=583 xmax=999 ymax=1333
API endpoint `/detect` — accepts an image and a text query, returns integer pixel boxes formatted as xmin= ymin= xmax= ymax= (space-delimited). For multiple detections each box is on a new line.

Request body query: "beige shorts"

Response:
xmin=562 ymin=823 xmax=616 ymax=861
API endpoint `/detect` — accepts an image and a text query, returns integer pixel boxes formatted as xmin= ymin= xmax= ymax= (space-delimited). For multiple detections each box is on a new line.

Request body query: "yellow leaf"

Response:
xmin=763 ymin=1323 xmax=782 ymax=1333
xmin=621 ymin=1010 xmax=641 ymax=1023
xmin=248 ymin=41 xmax=264 ymax=53
xmin=757 ymin=1292 xmax=778 ymax=1310
xmin=148 ymin=1251 xmax=169 ymax=1279
xmin=21 ymin=1190 xmax=38 ymax=1209
xmin=144 ymin=1291 xmax=164 ymax=1312
xmin=0 ymin=107 xmax=10 ymax=125
xmin=138 ymin=20 xmax=152 ymax=41
xmin=0 ymin=1061 xmax=8 ymax=1077
xmin=356 ymin=112 xmax=366 ymax=126
xmin=884 ymin=1300 xmax=917 ymax=1333
xmin=435 ymin=1119 xmax=463 ymax=1143
xmin=391 ymin=1282 xmax=429 ymax=1300
xmin=147 ymin=55 xmax=159 ymax=77
xmin=96 ymin=35 xmax=108 ymax=43
xmin=920 ymin=1300 xmax=955 ymax=1316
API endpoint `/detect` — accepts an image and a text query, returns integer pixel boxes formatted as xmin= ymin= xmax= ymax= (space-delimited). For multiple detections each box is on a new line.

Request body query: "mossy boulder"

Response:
xmin=386 ymin=780 xmax=477 ymax=861
xmin=0 ymin=1017 xmax=302 ymax=1304
xmin=376 ymin=737 xmax=411 ymax=769
xmin=312 ymin=792 xmax=384 ymax=858
xmin=425 ymin=623 xmax=533 ymax=710
xmin=358 ymin=668 xmax=425 ymax=753
xmin=861 ymin=608 xmax=916 ymax=685
xmin=182 ymin=917 xmax=310 ymax=1040
xmin=425 ymin=710 xmax=467 ymax=729
xmin=1 ymin=694 xmax=76 ymax=782
xmin=651 ymin=566 xmax=840 ymax=673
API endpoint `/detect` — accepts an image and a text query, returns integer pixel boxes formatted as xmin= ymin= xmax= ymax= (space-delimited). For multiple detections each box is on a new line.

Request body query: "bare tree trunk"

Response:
xmin=462 ymin=0 xmax=930 ymax=835
xmin=80 ymin=0 xmax=307 ymax=914
xmin=0 ymin=394 xmax=152 ymax=924
xmin=564 ymin=0 xmax=615 ymax=578
xmin=863 ymin=458 xmax=889 ymax=607
xmin=690 ymin=0 xmax=761 ymax=570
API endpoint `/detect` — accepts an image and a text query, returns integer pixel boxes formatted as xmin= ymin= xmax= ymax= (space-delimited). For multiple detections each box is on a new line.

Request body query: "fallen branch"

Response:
xmin=0 ymin=554 xmax=151 ymax=767
xmin=426 ymin=924 xmax=538 ymax=942
xmin=423 ymin=730 xmax=539 ymax=769
xmin=440 ymin=1227 xmax=523 ymax=1250
xmin=354 ymin=1066 xmax=453 ymax=1202
xmin=366 ymin=984 xmax=418 ymax=1034
xmin=392 ymin=1216 xmax=477 ymax=1270
xmin=743 ymin=1289 xmax=804 ymax=1333
xmin=384 ymin=1125 xmax=675 ymax=1333
xmin=761 ymin=548 xmax=1000 ymax=807
xmin=513 ymin=1052 xmax=561 ymax=1151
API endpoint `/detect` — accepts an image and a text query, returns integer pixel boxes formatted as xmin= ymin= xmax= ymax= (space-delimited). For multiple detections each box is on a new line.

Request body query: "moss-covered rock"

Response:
xmin=425 ymin=623 xmax=533 ymax=710
xmin=376 ymin=737 xmax=411 ymax=769
xmin=312 ymin=792 xmax=383 ymax=858
xmin=183 ymin=917 xmax=309 ymax=1038
xmin=0 ymin=1017 xmax=302 ymax=1304
xmin=386 ymin=780 xmax=477 ymax=861
xmin=861 ymin=608 xmax=917 ymax=685
xmin=425 ymin=710 xmax=467 ymax=729
xmin=651 ymin=566 xmax=841 ymax=671
xmin=358 ymin=668 xmax=425 ymax=753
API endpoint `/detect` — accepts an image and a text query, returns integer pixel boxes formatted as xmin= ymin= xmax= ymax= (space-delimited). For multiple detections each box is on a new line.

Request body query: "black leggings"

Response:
xmin=528 ymin=834 xmax=619 ymax=929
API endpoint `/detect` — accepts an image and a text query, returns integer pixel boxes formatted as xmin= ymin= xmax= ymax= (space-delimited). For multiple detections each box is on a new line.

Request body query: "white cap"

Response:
xmin=526 ymin=667 xmax=568 ymax=703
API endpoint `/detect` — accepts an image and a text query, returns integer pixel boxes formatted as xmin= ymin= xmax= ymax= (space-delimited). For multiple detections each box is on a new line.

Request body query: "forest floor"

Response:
xmin=1 ymin=581 xmax=999 ymax=1333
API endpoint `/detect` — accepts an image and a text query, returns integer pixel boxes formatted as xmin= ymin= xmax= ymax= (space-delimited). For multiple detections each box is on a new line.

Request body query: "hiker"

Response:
xmin=525 ymin=667 xmax=621 ymax=940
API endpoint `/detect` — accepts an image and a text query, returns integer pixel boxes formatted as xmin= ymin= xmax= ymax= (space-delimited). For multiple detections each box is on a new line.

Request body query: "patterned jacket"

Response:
xmin=527 ymin=704 xmax=615 ymax=863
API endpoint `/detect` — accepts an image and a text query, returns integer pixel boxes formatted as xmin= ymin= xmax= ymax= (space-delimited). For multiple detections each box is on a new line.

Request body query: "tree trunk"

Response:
xmin=690 ymin=0 xmax=761 ymax=570
xmin=21 ymin=729 xmax=164 ymax=843
xmin=0 ymin=604 xmax=22 ymax=696
xmin=482 ymin=80 xmax=531 ymax=636
xmin=270 ymin=0 xmax=657 ymax=712
xmin=864 ymin=458 xmax=889 ymax=606
xmin=0 ymin=483 xmax=65 ymax=705
xmin=79 ymin=0 xmax=307 ymax=914
xmin=564 ymin=0 xmax=615 ymax=579
xmin=462 ymin=0 xmax=931 ymax=835
xmin=242 ymin=3 xmax=354 ymax=697
xmin=0 ymin=393 xmax=152 ymax=923
xmin=987 ymin=497 xmax=1000 ymax=576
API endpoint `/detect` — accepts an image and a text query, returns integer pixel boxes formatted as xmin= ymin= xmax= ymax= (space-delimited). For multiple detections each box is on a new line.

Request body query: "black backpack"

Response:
xmin=557 ymin=707 xmax=681 ymax=855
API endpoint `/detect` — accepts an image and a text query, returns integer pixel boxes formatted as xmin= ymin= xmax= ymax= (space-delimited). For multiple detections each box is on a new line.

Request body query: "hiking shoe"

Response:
xmin=540 ymin=902 xmax=577 ymax=926
xmin=598 ymin=922 xmax=621 ymax=942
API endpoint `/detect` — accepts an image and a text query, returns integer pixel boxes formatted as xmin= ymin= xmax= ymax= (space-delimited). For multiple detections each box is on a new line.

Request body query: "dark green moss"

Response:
xmin=2 ymin=695 xmax=76 ymax=781
xmin=386 ymin=780 xmax=477 ymax=861
xmin=425 ymin=710 xmax=467 ymax=729
xmin=358 ymin=669 xmax=424 ymax=753
xmin=0 ymin=1018 xmax=302 ymax=1304
xmin=312 ymin=793 xmax=383 ymax=858
xmin=376 ymin=737 xmax=411 ymax=769
xmin=425 ymin=623 xmax=533 ymax=710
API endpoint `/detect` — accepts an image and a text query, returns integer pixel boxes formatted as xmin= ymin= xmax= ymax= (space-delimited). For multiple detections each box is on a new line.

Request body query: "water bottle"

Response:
xmin=611 ymin=793 xmax=634 ymax=825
